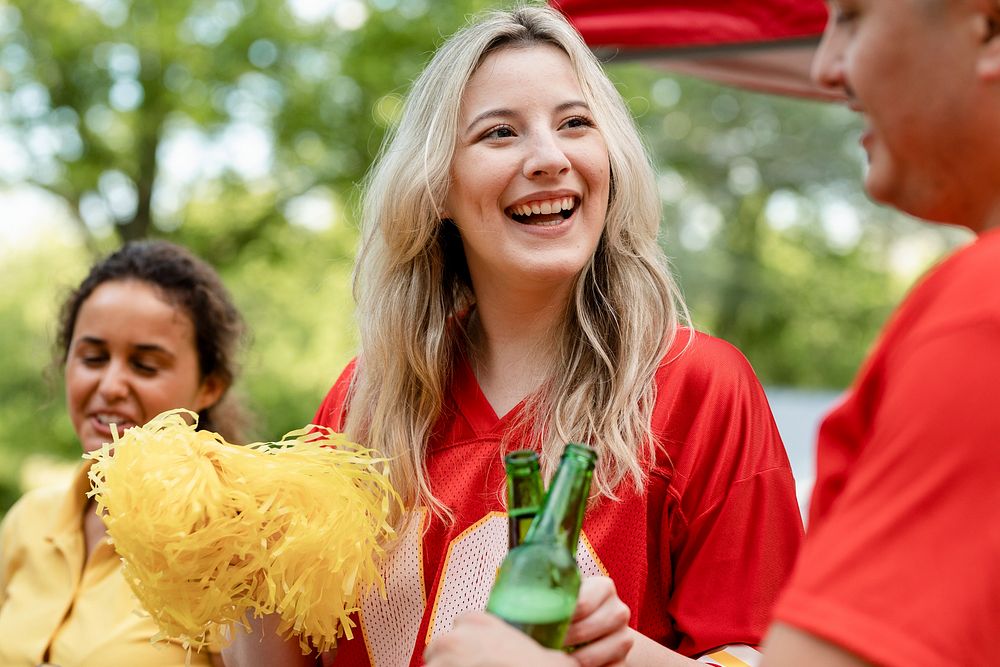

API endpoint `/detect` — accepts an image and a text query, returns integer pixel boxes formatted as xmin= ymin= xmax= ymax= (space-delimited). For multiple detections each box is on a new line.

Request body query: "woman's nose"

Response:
xmin=523 ymin=131 xmax=571 ymax=178
xmin=96 ymin=360 xmax=129 ymax=401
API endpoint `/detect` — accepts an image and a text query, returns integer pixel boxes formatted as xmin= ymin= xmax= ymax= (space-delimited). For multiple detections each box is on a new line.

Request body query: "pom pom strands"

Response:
xmin=85 ymin=409 xmax=398 ymax=655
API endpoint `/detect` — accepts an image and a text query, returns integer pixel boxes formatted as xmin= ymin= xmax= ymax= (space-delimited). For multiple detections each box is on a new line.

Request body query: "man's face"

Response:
xmin=812 ymin=0 xmax=991 ymax=224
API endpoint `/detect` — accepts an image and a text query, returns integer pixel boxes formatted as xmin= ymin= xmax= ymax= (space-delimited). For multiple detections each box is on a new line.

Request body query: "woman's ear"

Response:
xmin=195 ymin=373 xmax=227 ymax=412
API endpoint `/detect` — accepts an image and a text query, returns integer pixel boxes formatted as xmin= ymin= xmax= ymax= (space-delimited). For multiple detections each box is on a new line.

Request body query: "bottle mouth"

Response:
xmin=505 ymin=449 xmax=540 ymax=465
xmin=563 ymin=442 xmax=598 ymax=463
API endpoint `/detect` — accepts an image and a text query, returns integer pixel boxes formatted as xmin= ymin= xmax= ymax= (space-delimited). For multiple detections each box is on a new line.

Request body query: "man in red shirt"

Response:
xmin=763 ymin=1 xmax=1000 ymax=665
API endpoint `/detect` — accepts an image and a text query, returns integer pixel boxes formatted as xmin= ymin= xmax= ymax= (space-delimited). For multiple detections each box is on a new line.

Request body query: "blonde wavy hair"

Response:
xmin=346 ymin=4 xmax=689 ymax=522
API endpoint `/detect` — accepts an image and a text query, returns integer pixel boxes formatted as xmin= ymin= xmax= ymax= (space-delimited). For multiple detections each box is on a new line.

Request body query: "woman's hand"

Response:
xmin=220 ymin=614 xmax=318 ymax=667
xmin=423 ymin=576 xmax=633 ymax=667
xmin=563 ymin=576 xmax=633 ymax=667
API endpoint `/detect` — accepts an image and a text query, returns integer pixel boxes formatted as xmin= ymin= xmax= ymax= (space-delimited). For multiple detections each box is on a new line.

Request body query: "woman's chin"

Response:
xmin=81 ymin=435 xmax=111 ymax=454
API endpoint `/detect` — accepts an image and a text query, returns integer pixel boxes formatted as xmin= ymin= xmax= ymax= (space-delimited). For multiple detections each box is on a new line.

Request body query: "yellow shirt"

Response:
xmin=0 ymin=462 xmax=215 ymax=667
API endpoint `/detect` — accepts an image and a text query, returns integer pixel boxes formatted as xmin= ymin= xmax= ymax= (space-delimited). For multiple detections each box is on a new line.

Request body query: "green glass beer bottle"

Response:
xmin=486 ymin=442 xmax=597 ymax=649
xmin=504 ymin=450 xmax=545 ymax=550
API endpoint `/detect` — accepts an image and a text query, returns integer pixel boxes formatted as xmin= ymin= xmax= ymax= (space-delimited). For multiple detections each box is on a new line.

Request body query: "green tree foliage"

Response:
xmin=0 ymin=0 xmax=498 ymax=246
xmin=0 ymin=242 xmax=87 ymax=511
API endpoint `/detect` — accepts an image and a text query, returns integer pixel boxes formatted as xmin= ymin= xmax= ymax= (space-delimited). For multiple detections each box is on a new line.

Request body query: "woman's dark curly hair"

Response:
xmin=56 ymin=240 xmax=249 ymax=442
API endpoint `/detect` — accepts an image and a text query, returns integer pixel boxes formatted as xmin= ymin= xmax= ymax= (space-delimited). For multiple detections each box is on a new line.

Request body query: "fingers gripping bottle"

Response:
xmin=486 ymin=443 xmax=597 ymax=649
xmin=504 ymin=450 xmax=545 ymax=550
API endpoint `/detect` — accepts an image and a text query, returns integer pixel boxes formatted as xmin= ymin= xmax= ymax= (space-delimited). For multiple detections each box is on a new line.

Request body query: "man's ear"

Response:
xmin=976 ymin=2 xmax=1000 ymax=80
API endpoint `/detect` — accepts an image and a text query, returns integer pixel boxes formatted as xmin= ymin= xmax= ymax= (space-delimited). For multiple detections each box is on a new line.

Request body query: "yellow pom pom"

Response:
xmin=85 ymin=409 xmax=399 ymax=655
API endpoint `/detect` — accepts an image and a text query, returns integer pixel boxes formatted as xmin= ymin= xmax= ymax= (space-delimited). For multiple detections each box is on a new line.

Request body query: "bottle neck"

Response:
xmin=523 ymin=444 xmax=595 ymax=556
xmin=506 ymin=451 xmax=544 ymax=511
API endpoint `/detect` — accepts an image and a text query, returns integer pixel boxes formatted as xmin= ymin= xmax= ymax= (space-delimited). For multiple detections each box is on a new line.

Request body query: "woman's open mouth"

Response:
xmin=91 ymin=412 xmax=137 ymax=434
xmin=507 ymin=196 xmax=577 ymax=226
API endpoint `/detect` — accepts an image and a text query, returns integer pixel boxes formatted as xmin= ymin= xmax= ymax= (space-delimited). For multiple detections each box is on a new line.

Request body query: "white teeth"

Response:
xmin=510 ymin=197 xmax=576 ymax=217
xmin=95 ymin=413 xmax=131 ymax=426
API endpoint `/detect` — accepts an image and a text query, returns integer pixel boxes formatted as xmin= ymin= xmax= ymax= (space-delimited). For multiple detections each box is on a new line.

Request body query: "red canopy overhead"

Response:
xmin=551 ymin=0 xmax=840 ymax=101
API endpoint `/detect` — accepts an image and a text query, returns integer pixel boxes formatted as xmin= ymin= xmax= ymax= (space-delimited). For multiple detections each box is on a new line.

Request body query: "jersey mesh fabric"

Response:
xmin=358 ymin=511 xmax=427 ymax=667
xmin=773 ymin=228 xmax=1000 ymax=666
xmin=318 ymin=330 xmax=803 ymax=667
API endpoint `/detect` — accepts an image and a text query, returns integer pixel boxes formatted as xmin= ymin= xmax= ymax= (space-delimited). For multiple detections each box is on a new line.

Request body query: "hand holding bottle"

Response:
xmin=423 ymin=577 xmax=633 ymax=667
xmin=564 ymin=576 xmax=633 ymax=666
xmin=487 ymin=444 xmax=597 ymax=646
xmin=423 ymin=611 xmax=574 ymax=667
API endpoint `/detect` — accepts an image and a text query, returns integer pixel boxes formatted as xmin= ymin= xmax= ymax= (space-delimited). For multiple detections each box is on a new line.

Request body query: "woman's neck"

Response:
xmin=82 ymin=497 xmax=108 ymax=560
xmin=466 ymin=292 xmax=566 ymax=418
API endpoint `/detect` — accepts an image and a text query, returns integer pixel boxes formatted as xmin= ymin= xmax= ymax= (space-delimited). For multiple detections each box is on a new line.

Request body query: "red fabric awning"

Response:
xmin=551 ymin=0 xmax=839 ymax=100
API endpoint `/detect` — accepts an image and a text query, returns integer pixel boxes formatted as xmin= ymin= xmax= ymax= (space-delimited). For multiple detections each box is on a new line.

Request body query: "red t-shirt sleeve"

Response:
xmin=658 ymin=335 xmax=804 ymax=656
xmin=670 ymin=468 xmax=802 ymax=655
xmin=774 ymin=322 xmax=1000 ymax=666
xmin=312 ymin=360 xmax=358 ymax=430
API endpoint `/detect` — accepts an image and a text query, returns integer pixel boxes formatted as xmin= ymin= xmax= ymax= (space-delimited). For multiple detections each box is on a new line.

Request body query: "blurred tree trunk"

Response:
xmin=120 ymin=43 xmax=165 ymax=244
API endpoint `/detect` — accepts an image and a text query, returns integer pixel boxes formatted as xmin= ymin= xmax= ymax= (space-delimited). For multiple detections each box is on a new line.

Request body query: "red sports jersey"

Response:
xmin=317 ymin=331 xmax=803 ymax=667
xmin=773 ymin=228 xmax=1000 ymax=666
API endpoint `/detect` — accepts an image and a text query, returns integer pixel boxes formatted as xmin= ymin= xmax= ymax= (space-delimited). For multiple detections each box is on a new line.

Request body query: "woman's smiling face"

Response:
xmin=65 ymin=279 xmax=222 ymax=453
xmin=445 ymin=43 xmax=611 ymax=294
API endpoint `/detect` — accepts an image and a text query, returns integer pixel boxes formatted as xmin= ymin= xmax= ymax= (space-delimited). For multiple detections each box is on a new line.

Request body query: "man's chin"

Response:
xmin=862 ymin=158 xmax=905 ymax=208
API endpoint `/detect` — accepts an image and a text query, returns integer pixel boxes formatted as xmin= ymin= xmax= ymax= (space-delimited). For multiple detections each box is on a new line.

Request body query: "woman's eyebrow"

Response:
xmin=75 ymin=335 xmax=106 ymax=347
xmin=133 ymin=343 xmax=174 ymax=356
xmin=465 ymin=107 xmax=517 ymax=132
xmin=555 ymin=100 xmax=589 ymax=113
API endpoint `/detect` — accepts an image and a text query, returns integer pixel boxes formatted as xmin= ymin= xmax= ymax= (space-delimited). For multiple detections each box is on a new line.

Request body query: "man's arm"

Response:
xmin=762 ymin=623 xmax=872 ymax=667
